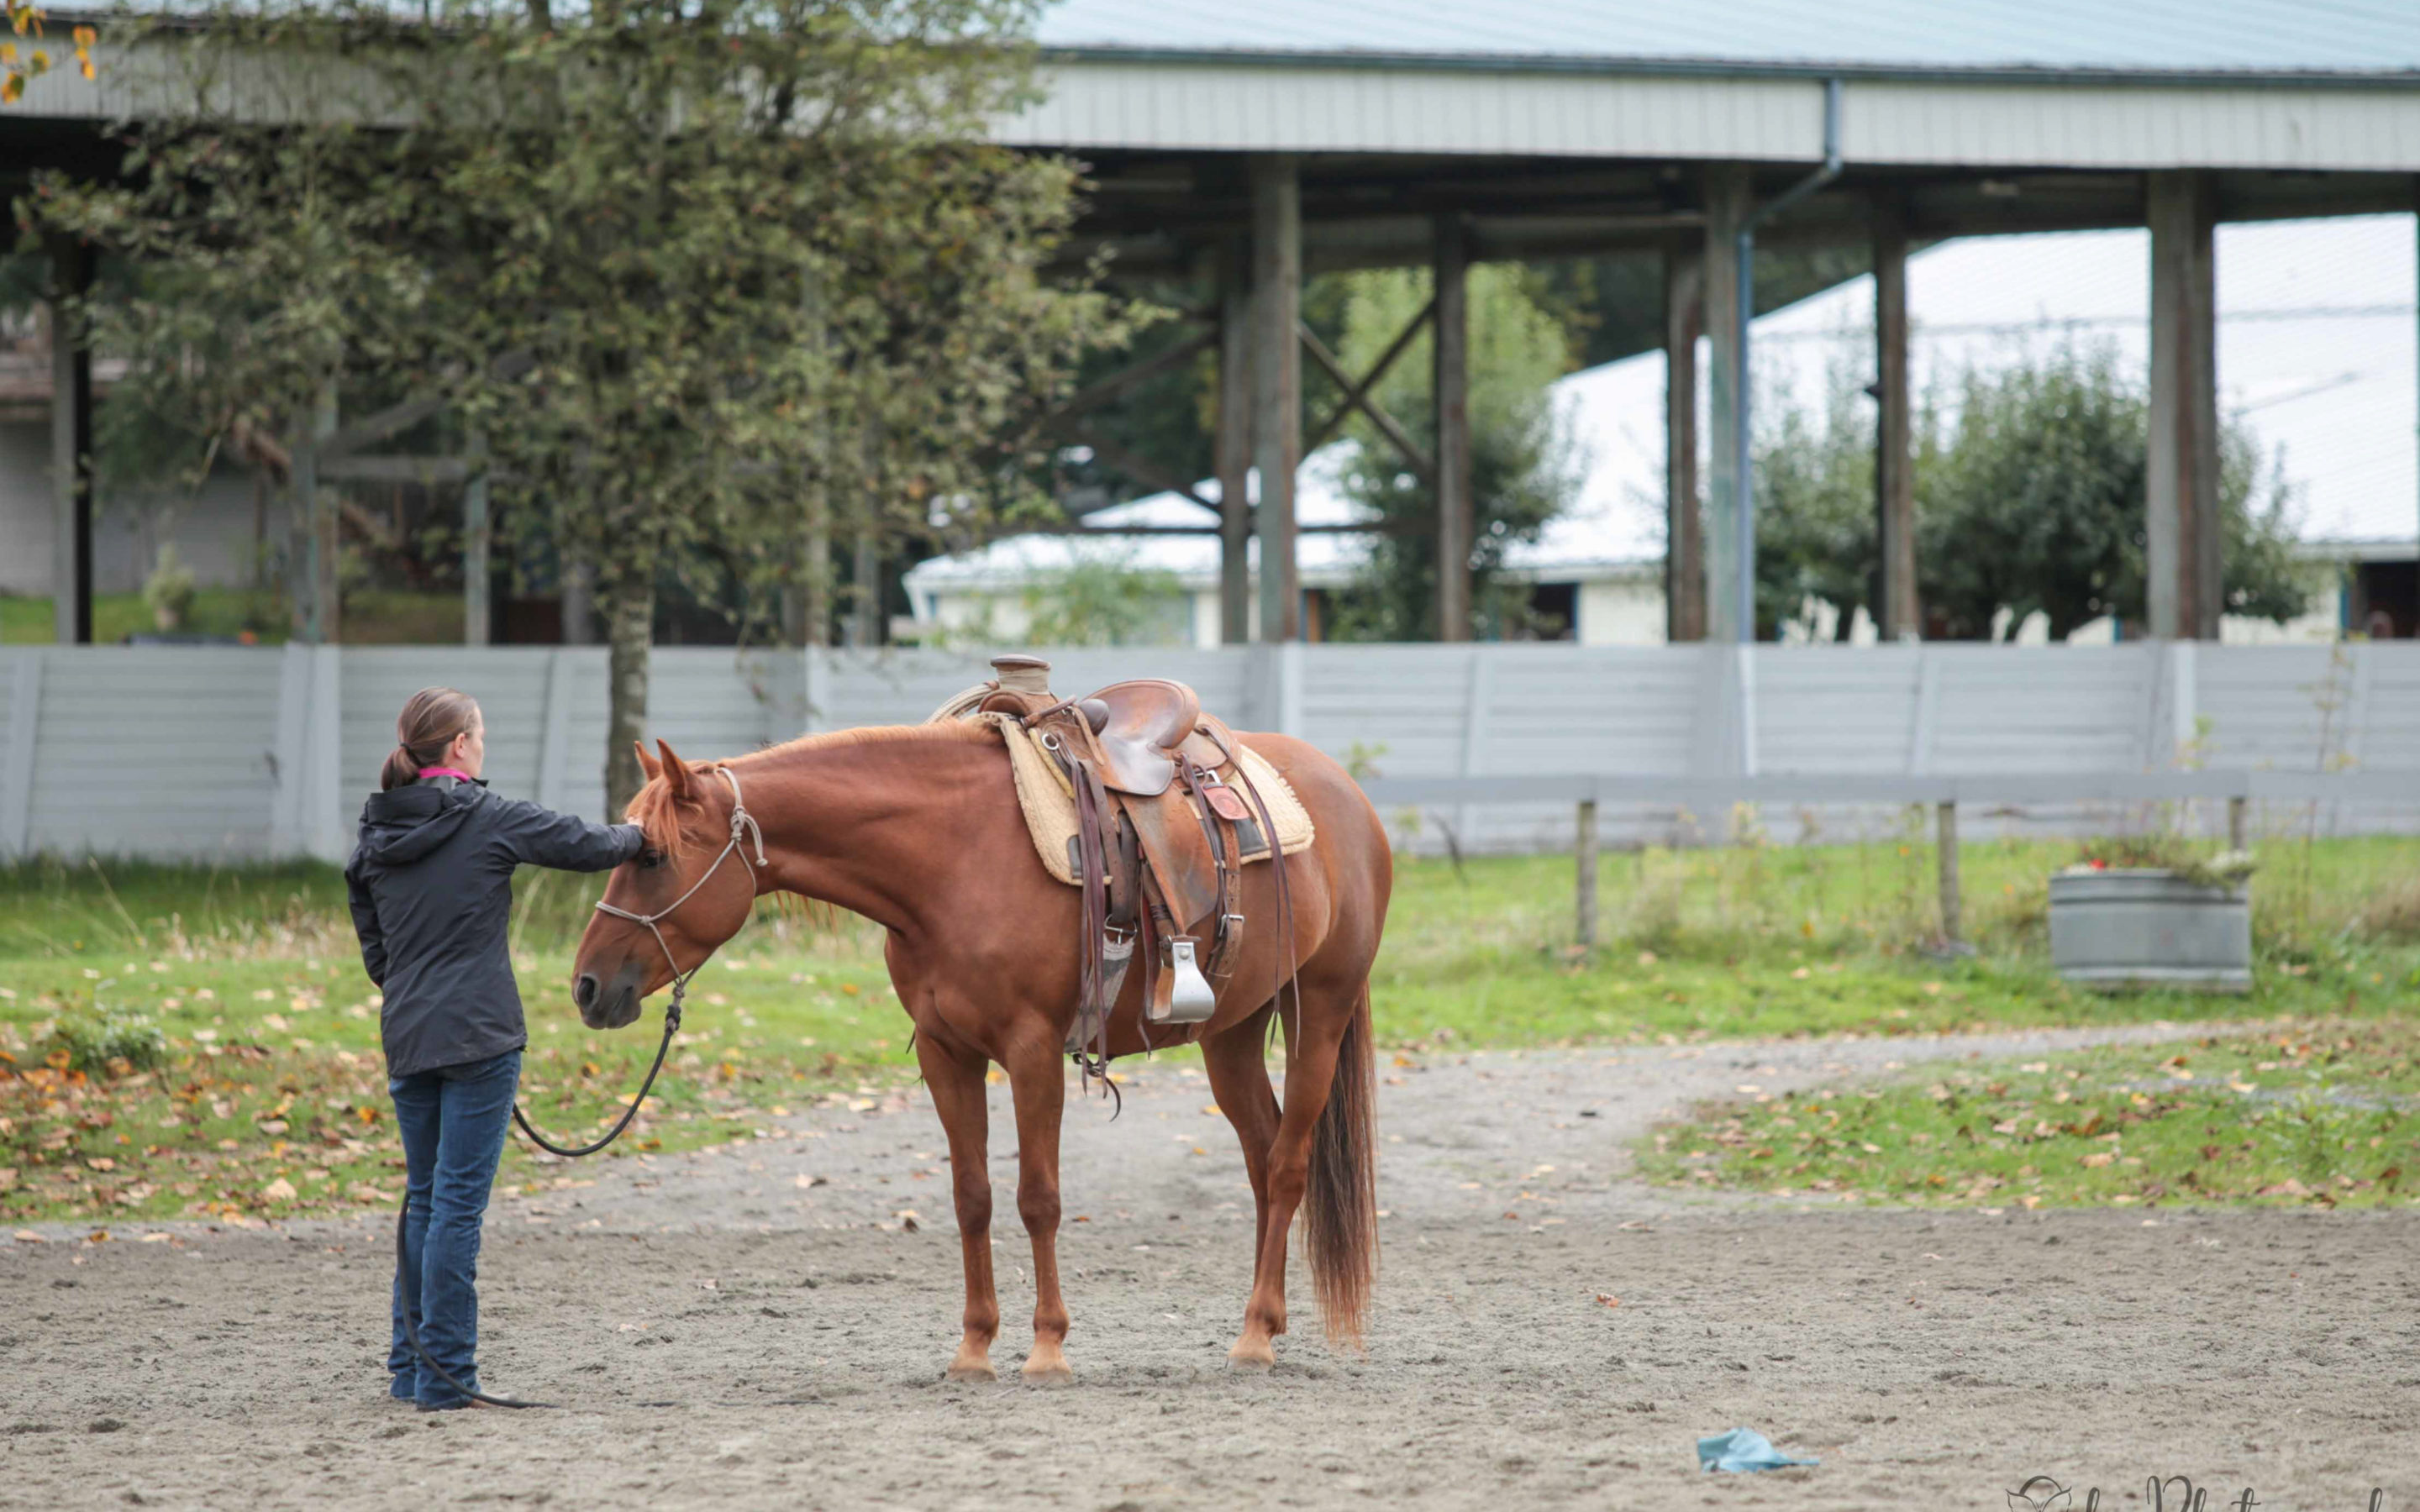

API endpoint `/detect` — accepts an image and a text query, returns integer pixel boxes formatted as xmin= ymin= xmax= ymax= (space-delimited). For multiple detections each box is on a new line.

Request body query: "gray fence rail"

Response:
xmin=1 ymin=641 xmax=2414 ymax=864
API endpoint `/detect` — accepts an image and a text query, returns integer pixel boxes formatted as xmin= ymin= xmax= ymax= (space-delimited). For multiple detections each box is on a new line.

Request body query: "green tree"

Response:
xmin=1323 ymin=265 xmax=1582 ymax=641
xmin=1015 ymin=556 xmax=1188 ymax=646
xmin=35 ymin=0 xmax=1136 ymax=811
xmin=1754 ymin=339 xmax=2312 ymax=641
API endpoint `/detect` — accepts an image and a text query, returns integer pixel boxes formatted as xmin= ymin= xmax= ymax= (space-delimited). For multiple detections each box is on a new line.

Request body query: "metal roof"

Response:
xmin=1034 ymin=0 xmax=2420 ymax=79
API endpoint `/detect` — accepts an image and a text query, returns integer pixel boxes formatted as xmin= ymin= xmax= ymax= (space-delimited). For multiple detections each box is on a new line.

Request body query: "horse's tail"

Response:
xmin=1306 ymin=979 xmax=1379 ymax=1347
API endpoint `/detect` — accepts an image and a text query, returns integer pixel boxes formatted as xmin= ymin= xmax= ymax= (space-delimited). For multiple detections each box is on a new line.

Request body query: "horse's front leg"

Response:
xmin=1004 ymin=1035 xmax=1073 ymax=1383
xmin=916 ymin=1034 xmax=1000 ymax=1382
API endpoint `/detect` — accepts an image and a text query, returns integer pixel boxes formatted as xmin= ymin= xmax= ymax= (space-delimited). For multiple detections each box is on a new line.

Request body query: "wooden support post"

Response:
xmin=1434 ymin=214 xmax=1473 ymax=643
xmin=2228 ymin=795 xmax=2248 ymax=852
xmin=1935 ymin=800 xmax=1961 ymax=945
xmin=1701 ymin=165 xmax=1753 ymax=644
xmin=1250 ymin=156 xmax=1302 ymax=643
xmin=1217 ymin=239 xmax=1254 ymax=646
xmin=45 ymin=236 xmax=95 ymax=647
xmin=1873 ymin=197 xmax=1918 ymax=642
xmin=1663 ymin=234 xmax=1704 ymax=643
xmin=462 ymin=430 xmax=490 ymax=646
xmin=2148 ymin=171 xmax=2222 ymax=641
xmin=1576 ymin=798 xmax=1600 ymax=949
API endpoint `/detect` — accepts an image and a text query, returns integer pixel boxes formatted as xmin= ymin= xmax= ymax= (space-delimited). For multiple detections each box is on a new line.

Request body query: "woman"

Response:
xmin=345 ymin=686 xmax=644 ymax=1410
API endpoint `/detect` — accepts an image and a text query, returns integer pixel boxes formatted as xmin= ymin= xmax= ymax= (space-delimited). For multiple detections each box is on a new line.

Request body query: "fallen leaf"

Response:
xmin=261 ymin=1178 xmax=297 ymax=1202
xmin=1594 ymin=1294 xmax=1621 ymax=1308
xmin=2079 ymin=1152 xmax=2115 ymax=1168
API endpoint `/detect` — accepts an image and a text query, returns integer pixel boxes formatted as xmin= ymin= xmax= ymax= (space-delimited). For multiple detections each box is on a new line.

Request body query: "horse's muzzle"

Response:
xmin=575 ymin=967 xmax=645 ymax=1031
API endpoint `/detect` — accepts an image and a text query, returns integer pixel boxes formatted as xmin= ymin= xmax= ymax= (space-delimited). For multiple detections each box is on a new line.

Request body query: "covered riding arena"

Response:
xmin=4 ymin=3 xmax=2419 ymax=1509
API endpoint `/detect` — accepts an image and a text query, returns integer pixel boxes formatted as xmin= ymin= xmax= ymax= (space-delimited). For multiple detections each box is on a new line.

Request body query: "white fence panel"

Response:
xmin=1754 ymin=645 xmax=1927 ymax=774
xmin=1458 ymin=646 xmax=1719 ymax=851
xmin=1927 ymin=646 xmax=2165 ymax=774
xmin=24 ymin=648 xmax=284 ymax=858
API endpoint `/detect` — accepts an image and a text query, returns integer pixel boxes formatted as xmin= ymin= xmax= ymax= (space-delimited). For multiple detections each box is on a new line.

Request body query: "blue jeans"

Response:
xmin=387 ymin=1049 xmax=520 ymax=1409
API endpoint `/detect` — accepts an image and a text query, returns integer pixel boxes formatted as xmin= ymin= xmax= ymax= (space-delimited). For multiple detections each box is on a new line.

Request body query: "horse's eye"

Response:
xmin=639 ymin=848 xmax=665 ymax=870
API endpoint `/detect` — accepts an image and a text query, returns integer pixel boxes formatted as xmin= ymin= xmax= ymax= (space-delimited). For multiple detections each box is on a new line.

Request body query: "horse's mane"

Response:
xmin=623 ymin=721 xmax=997 ymax=858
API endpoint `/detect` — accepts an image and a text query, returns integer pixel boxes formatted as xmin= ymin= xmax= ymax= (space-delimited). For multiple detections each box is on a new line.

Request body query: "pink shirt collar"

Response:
xmin=417 ymin=766 xmax=478 ymax=783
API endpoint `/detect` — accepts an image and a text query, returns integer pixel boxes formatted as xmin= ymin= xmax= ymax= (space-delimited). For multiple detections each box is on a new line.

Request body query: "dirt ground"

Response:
xmin=6 ymin=1022 xmax=2416 ymax=1511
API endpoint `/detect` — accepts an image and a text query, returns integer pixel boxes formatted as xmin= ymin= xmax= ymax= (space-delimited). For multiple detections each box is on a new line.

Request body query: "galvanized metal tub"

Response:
xmin=2048 ymin=869 xmax=2252 ymax=993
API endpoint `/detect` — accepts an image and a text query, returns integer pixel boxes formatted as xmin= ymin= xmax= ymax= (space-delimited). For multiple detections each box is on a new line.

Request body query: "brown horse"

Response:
xmin=568 ymin=720 xmax=1392 ymax=1379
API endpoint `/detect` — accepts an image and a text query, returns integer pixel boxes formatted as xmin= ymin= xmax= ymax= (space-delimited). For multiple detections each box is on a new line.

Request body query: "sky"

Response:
xmin=909 ymin=213 xmax=2420 ymax=596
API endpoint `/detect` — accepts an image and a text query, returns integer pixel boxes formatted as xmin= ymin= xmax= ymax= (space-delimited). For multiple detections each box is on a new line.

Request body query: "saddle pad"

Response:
xmin=979 ymin=713 xmax=1314 ymax=887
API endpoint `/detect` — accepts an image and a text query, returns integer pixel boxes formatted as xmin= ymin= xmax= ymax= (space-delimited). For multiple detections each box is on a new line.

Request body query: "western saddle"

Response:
xmin=942 ymin=654 xmax=1296 ymax=1075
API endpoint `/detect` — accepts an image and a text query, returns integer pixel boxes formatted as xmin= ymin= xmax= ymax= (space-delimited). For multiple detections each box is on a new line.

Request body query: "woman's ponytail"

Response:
xmin=381 ymin=687 xmax=481 ymax=790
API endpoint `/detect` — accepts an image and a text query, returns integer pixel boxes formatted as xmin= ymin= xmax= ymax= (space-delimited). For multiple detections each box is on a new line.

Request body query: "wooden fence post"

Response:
xmin=1935 ymin=800 xmax=1961 ymax=945
xmin=1576 ymin=798 xmax=1600 ymax=949
xmin=2227 ymin=795 xmax=2248 ymax=851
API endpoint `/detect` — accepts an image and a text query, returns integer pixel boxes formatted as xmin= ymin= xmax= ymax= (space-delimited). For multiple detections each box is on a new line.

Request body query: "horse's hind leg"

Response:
xmin=917 ymin=1035 xmax=1000 ymax=1382
xmin=1004 ymin=1035 xmax=1074 ymax=1383
xmin=1203 ymin=1005 xmax=1281 ymax=1290
xmin=1227 ymin=979 xmax=1352 ymax=1372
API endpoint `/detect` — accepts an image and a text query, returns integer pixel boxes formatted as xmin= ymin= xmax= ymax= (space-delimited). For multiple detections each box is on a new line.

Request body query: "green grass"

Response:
xmin=1637 ymin=1019 xmax=2420 ymax=1210
xmin=0 ymin=942 xmax=914 ymax=1226
xmin=3 ymin=831 xmax=2417 ymax=1225
xmin=0 ymin=589 xmax=464 ymax=645
xmin=1370 ymin=832 xmax=2420 ymax=1047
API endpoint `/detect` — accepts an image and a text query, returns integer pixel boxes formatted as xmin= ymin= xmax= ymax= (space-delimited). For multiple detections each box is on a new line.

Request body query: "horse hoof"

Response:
xmin=1227 ymin=1343 xmax=1276 ymax=1373
xmin=945 ymin=1361 xmax=997 ymax=1383
xmin=1020 ymin=1359 xmax=1074 ymax=1386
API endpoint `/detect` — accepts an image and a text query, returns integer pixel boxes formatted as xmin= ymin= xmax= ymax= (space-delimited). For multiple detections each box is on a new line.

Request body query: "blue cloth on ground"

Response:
xmin=1697 ymin=1427 xmax=1819 ymax=1473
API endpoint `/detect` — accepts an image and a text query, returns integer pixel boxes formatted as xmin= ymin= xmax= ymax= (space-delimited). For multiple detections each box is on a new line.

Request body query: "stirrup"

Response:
xmin=1150 ymin=937 xmax=1218 ymax=1025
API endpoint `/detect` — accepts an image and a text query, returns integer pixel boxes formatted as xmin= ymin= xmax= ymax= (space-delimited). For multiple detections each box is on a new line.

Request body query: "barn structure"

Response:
xmin=6 ymin=0 xmax=2420 ymax=646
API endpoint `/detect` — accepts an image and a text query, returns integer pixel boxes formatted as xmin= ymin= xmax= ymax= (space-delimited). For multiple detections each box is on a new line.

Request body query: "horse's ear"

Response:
xmin=634 ymin=742 xmax=662 ymax=782
xmin=655 ymin=738 xmax=693 ymax=801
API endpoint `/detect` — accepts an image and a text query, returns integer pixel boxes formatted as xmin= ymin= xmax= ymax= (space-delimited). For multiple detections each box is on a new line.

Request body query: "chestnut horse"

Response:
xmin=568 ymin=722 xmax=1392 ymax=1379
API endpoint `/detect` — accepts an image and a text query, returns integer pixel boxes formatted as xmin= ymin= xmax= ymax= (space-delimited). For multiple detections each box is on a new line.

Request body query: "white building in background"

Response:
xmin=905 ymin=213 xmax=2419 ymax=648
xmin=902 ymin=445 xmax=1666 ymax=648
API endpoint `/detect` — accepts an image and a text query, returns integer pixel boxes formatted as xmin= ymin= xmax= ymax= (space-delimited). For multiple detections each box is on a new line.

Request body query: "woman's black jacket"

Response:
xmin=345 ymin=776 xmax=643 ymax=1078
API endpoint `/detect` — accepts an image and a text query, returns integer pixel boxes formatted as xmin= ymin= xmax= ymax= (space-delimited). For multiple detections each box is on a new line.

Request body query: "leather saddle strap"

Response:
xmin=1071 ymin=758 xmax=1106 ymax=1047
xmin=1227 ymin=756 xmax=1301 ymax=1037
xmin=1179 ymin=757 xmax=1241 ymax=978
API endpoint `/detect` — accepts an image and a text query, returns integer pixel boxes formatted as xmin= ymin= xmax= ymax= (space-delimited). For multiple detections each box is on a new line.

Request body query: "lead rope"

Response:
xmin=396 ymin=767 xmax=765 ymax=1410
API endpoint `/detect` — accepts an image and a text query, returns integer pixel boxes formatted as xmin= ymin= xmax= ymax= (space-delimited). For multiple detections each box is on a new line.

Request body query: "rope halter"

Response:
xmin=592 ymin=764 xmax=766 ymax=1022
